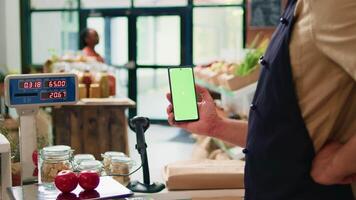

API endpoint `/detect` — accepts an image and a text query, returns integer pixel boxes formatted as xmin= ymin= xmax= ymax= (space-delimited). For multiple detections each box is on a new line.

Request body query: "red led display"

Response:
xmin=40 ymin=91 xmax=67 ymax=100
xmin=44 ymin=80 xmax=67 ymax=88
xmin=19 ymin=81 xmax=42 ymax=89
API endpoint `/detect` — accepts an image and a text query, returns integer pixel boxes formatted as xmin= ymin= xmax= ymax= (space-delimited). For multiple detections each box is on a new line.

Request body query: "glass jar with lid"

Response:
xmin=39 ymin=145 xmax=73 ymax=183
xmin=110 ymin=156 xmax=132 ymax=186
xmin=101 ymin=151 xmax=126 ymax=173
xmin=73 ymin=154 xmax=95 ymax=170
xmin=77 ymin=160 xmax=103 ymax=174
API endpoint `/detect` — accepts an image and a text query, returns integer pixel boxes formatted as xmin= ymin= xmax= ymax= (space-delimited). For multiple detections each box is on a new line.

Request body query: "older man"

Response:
xmin=166 ymin=0 xmax=356 ymax=199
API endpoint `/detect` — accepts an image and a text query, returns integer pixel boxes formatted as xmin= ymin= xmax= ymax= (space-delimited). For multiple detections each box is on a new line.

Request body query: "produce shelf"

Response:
xmin=196 ymin=78 xmax=257 ymax=116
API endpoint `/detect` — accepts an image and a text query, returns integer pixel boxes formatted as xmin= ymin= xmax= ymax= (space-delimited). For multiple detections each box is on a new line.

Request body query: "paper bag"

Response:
xmin=164 ymin=159 xmax=245 ymax=191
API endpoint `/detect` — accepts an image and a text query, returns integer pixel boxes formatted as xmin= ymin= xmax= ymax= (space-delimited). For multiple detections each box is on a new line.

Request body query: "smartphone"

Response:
xmin=168 ymin=67 xmax=199 ymax=122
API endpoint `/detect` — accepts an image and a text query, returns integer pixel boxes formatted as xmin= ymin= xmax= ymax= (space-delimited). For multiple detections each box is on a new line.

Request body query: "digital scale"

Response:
xmin=5 ymin=73 xmax=78 ymax=107
xmin=4 ymin=73 xmax=78 ymax=185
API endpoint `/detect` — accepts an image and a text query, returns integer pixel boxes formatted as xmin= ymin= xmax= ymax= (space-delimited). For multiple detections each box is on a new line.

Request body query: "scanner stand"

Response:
xmin=128 ymin=181 xmax=165 ymax=193
xmin=127 ymin=116 xmax=165 ymax=193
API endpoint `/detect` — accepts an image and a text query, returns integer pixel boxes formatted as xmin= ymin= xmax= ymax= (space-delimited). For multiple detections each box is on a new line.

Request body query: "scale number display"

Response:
xmin=5 ymin=73 xmax=78 ymax=107
xmin=44 ymin=80 xmax=67 ymax=88
xmin=40 ymin=91 xmax=67 ymax=100
xmin=19 ymin=80 xmax=42 ymax=89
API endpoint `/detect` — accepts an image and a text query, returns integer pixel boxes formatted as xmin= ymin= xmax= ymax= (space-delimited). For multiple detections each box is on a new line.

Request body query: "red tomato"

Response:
xmin=56 ymin=192 xmax=78 ymax=200
xmin=78 ymin=171 xmax=100 ymax=191
xmin=79 ymin=190 xmax=100 ymax=199
xmin=32 ymin=150 xmax=38 ymax=166
xmin=55 ymin=170 xmax=79 ymax=193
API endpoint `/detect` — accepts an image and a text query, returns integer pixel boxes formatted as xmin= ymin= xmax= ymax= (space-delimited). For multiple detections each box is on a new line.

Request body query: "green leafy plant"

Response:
xmin=234 ymin=34 xmax=269 ymax=77
xmin=234 ymin=49 xmax=263 ymax=76
xmin=0 ymin=72 xmax=5 ymax=83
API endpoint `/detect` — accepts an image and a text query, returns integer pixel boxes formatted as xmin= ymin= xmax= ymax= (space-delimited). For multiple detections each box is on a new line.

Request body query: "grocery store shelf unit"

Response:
xmin=53 ymin=98 xmax=136 ymax=159
xmin=196 ymin=79 xmax=257 ymax=117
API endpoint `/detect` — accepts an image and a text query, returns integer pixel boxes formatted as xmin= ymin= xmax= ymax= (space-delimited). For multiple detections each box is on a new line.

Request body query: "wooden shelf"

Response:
xmin=196 ymin=79 xmax=257 ymax=98
xmin=76 ymin=98 xmax=136 ymax=107
xmin=53 ymin=98 xmax=136 ymax=159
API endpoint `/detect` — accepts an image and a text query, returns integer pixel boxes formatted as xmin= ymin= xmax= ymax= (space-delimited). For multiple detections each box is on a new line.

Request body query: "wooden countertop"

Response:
xmin=58 ymin=98 xmax=136 ymax=107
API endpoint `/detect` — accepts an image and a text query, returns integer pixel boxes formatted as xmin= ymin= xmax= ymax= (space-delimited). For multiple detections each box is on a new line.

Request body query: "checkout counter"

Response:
xmin=2 ymin=73 xmax=245 ymax=200
xmin=7 ymin=157 xmax=245 ymax=200
xmin=5 ymin=134 xmax=245 ymax=199
xmin=7 ymin=186 xmax=244 ymax=200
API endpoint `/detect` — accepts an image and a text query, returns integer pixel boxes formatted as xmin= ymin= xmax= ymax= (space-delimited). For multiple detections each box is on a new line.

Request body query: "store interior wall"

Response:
xmin=0 ymin=0 xmax=6 ymax=70
xmin=0 ymin=0 xmax=22 ymax=73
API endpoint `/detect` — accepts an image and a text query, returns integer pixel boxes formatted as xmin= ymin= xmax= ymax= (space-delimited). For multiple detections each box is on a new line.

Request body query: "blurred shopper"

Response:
xmin=80 ymin=28 xmax=105 ymax=63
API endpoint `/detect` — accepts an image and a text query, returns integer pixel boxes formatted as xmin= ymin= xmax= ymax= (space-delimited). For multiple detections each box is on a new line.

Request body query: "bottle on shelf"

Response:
xmin=82 ymin=70 xmax=93 ymax=98
xmin=107 ymin=73 xmax=116 ymax=97
xmin=99 ymin=71 xmax=110 ymax=98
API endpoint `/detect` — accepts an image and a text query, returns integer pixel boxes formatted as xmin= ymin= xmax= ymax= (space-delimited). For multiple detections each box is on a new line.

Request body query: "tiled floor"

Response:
xmin=127 ymin=124 xmax=195 ymax=183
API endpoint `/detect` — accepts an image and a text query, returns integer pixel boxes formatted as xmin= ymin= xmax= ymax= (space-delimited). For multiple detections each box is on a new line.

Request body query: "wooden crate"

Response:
xmin=218 ymin=67 xmax=260 ymax=91
xmin=53 ymin=98 xmax=135 ymax=159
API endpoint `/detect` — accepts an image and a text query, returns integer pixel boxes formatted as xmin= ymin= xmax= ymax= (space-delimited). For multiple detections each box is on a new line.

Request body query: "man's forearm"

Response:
xmin=210 ymin=118 xmax=248 ymax=148
xmin=333 ymin=134 xmax=356 ymax=177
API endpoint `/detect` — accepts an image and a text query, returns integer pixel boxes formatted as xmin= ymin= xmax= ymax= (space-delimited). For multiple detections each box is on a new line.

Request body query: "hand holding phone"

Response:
xmin=166 ymin=83 xmax=223 ymax=137
xmin=168 ymin=67 xmax=199 ymax=122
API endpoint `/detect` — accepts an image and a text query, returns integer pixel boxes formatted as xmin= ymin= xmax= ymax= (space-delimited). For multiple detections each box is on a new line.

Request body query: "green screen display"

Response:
xmin=169 ymin=67 xmax=199 ymax=121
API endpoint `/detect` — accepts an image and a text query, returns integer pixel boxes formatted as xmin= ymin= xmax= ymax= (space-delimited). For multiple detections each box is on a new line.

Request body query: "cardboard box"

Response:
xmin=207 ymin=72 xmax=223 ymax=86
xmin=200 ymin=69 xmax=217 ymax=82
xmin=194 ymin=69 xmax=204 ymax=80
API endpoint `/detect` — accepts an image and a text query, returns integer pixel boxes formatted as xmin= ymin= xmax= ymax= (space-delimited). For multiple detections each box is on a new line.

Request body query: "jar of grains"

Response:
xmin=101 ymin=151 xmax=126 ymax=174
xmin=110 ymin=156 xmax=132 ymax=186
xmin=39 ymin=145 xmax=73 ymax=183
xmin=73 ymin=154 xmax=95 ymax=170
xmin=77 ymin=160 xmax=103 ymax=174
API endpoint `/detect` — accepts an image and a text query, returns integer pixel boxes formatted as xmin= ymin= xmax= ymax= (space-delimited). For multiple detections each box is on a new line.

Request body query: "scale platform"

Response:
xmin=7 ymin=176 xmax=133 ymax=200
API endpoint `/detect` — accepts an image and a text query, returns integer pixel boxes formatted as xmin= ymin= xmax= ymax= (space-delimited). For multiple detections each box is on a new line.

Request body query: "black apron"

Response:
xmin=244 ymin=0 xmax=354 ymax=199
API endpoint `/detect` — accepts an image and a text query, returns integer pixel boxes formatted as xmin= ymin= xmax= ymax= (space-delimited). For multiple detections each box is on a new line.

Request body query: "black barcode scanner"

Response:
xmin=128 ymin=116 xmax=165 ymax=193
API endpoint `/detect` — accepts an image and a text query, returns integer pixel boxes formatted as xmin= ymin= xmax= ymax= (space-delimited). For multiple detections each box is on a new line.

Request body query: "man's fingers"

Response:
xmin=168 ymin=113 xmax=175 ymax=126
xmin=197 ymin=102 xmax=204 ymax=110
xmin=166 ymin=93 xmax=172 ymax=103
xmin=166 ymin=104 xmax=173 ymax=115
xmin=167 ymin=112 xmax=189 ymax=130
xmin=195 ymin=84 xmax=213 ymax=102
xmin=195 ymin=84 xmax=209 ymax=95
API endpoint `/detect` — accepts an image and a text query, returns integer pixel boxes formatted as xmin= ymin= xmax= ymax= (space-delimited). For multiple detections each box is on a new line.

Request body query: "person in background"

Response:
xmin=80 ymin=28 xmax=105 ymax=63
